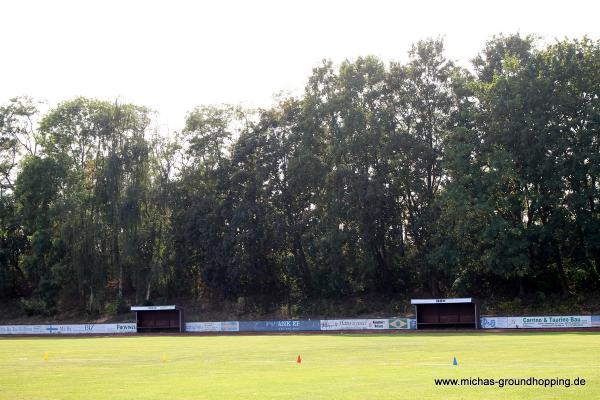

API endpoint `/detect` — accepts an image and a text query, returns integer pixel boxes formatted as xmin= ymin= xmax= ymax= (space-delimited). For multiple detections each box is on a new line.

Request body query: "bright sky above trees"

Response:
xmin=2 ymin=0 xmax=599 ymax=130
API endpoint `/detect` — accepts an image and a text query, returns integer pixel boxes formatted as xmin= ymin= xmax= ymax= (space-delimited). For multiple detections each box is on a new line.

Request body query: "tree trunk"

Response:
xmin=88 ymin=286 xmax=94 ymax=313
xmin=430 ymin=267 xmax=439 ymax=297
xmin=519 ymin=276 xmax=525 ymax=297
xmin=114 ymin=230 xmax=122 ymax=299
xmin=292 ymin=232 xmax=311 ymax=293
xmin=374 ymin=244 xmax=392 ymax=292
xmin=553 ymin=241 xmax=569 ymax=297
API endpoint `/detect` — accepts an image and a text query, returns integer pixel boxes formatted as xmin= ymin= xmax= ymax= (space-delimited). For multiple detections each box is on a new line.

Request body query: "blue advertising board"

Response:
xmin=238 ymin=320 xmax=321 ymax=332
xmin=592 ymin=315 xmax=600 ymax=327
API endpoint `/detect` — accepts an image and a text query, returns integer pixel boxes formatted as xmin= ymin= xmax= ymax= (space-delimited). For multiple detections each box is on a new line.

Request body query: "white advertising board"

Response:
xmin=507 ymin=316 xmax=591 ymax=329
xmin=480 ymin=317 xmax=508 ymax=329
xmin=320 ymin=319 xmax=388 ymax=331
xmin=0 ymin=323 xmax=136 ymax=335
xmin=185 ymin=321 xmax=239 ymax=332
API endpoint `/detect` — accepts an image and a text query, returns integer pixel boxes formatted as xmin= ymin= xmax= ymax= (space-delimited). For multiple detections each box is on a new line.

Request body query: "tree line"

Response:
xmin=1 ymin=34 xmax=599 ymax=316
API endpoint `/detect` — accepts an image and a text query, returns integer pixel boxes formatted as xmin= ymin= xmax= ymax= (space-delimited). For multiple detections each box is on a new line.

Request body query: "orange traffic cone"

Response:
xmin=297 ymin=355 xmax=302 ymax=364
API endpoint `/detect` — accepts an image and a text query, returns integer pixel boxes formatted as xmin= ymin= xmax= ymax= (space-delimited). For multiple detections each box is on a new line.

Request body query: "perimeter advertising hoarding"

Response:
xmin=185 ymin=321 xmax=240 ymax=332
xmin=388 ymin=318 xmax=413 ymax=329
xmin=480 ymin=317 xmax=509 ymax=329
xmin=238 ymin=320 xmax=321 ymax=332
xmin=592 ymin=316 xmax=600 ymax=327
xmin=0 ymin=323 xmax=136 ymax=335
xmin=320 ymin=319 xmax=389 ymax=331
xmin=507 ymin=316 xmax=591 ymax=328
xmin=481 ymin=316 xmax=593 ymax=329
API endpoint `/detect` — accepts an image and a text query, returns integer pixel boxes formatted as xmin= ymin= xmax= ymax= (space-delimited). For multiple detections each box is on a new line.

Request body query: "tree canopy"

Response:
xmin=1 ymin=34 xmax=599 ymax=316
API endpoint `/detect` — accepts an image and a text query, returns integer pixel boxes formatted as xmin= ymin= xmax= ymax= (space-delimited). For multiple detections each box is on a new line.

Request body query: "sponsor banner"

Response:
xmin=320 ymin=319 xmax=388 ymax=331
xmin=507 ymin=316 xmax=591 ymax=329
xmin=410 ymin=319 xmax=416 ymax=330
xmin=185 ymin=321 xmax=240 ymax=332
xmin=238 ymin=320 xmax=320 ymax=332
xmin=388 ymin=318 xmax=413 ymax=330
xmin=480 ymin=317 xmax=508 ymax=329
xmin=185 ymin=322 xmax=219 ymax=332
xmin=221 ymin=321 xmax=240 ymax=332
xmin=592 ymin=316 xmax=600 ymax=327
xmin=0 ymin=323 xmax=136 ymax=335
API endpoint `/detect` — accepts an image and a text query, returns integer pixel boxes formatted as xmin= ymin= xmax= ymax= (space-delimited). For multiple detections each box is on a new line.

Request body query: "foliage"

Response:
xmin=104 ymin=298 xmax=127 ymax=316
xmin=20 ymin=297 xmax=52 ymax=316
xmin=1 ymin=35 xmax=599 ymax=314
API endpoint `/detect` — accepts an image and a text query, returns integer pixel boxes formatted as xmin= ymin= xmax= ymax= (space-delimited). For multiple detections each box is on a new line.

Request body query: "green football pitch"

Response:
xmin=0 ymin=332 xmax=598 ymax=399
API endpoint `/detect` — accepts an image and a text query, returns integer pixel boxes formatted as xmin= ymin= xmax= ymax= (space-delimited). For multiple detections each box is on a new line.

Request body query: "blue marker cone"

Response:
xmin=453 ymin=356 xmax=458 ymax=366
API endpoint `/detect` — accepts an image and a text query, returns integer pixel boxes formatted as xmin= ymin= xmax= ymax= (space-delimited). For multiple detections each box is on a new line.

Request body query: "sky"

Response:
xmin=2 ymin=0 xmax=600 ymax=131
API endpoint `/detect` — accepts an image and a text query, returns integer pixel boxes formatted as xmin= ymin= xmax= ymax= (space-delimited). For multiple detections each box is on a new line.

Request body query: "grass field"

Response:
xmin=0 ymin=332 xmax=598 ymax=399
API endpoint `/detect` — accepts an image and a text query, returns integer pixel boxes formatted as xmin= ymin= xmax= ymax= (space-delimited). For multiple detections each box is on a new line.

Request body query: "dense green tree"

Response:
xmin=386 ymin=39 xmax=466 ymax=295
xmin=1 ymin=34 xmax=599 ymax=317
xmin=14 ymin=156 xmax=67 ymax=305
xmin=36 ymin=98 xmax=154 ymax=310
xmin=442 ymin=35 xmax=600 ymax=297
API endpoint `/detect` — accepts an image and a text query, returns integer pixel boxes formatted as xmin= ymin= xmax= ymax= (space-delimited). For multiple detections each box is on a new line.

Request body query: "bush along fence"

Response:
xmin=0 ymin=316 xmax=598 ymax=335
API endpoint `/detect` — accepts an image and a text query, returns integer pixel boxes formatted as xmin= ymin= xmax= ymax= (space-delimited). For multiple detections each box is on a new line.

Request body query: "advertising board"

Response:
xmin=507 ymin=316 xmax=591 ymax=329
xmin=239 ymin=320 xmax=320 ymax=332
xmin=320 ymin=319 xmax=388 ymax=331
xmin=480 ymin=317 xmax=509 ymax=329
xmin=0 ymin=323 xmax=136 ymax=335
xmin=388 ymin=318 xmax=413 ymax=329
xmin=185 ymin=321 xmax=240 ymax=332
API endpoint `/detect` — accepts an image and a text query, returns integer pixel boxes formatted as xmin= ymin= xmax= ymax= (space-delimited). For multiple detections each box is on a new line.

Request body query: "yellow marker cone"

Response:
xmin=43 ymin=352 xmax=48 ymax=361
xmin=161 ymin=353 xmax=168 ymax=363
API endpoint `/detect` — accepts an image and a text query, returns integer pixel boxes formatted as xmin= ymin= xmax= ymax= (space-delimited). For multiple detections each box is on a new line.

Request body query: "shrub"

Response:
xmin=20 ymin=297 xmax=51 ymax=316
xmin=104 ymin=298 xmax=127 ymax=315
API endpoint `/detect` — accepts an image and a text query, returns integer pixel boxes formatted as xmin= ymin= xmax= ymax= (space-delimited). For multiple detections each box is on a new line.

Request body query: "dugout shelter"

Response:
xmin=131 ymin=305 xmax=185 ymax=333
xmin=411 ymin=298 xmax=479 ymax=329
